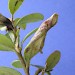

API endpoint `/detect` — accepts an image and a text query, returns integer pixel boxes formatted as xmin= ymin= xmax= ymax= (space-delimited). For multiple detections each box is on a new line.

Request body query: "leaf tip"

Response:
xmin=50 ymin=13 xmax=58 ymax=26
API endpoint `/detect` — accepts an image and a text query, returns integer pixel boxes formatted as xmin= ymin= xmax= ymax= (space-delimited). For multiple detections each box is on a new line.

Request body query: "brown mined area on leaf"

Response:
xmin=25 ymin=47 xmax=30 ymax=53
xmin=15 ymin=0 xmax=23 ymax=6
xmin=33 ymin=13 xmax=58 ymax=40
xmin=26 ymin=13 xmax=58 ymax=46
xmin=39 ymin=37 xmax=45 ymax=53
xmin=15 ymin=1 xmax=18 ymax=6
xmin=39 ymin=13 xmax=58 ymax=32
xmin=24 ymin=13 xmax=58 ymax=56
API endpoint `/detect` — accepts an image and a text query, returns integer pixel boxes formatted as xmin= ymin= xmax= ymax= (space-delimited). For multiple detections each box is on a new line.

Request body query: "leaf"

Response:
xmin=12 ymin=60 xmax=22 ymax=68
xmin=21 ymin=28 xmax=38 ymax=45
xmin=35 ymin=68 xmax=42 ymax=75
xmin=24 ymin=34 xmax=46 ymax=62
xmin=16 ymin=13 xmax=44 ymax=29
xmin=5 ymin=33 xmax=12 ymax=40
xmin=45 ymin=50 xmax=61 ymax=71
xmin=0 ymin=34 xmax=15 ymax=51
xmin=8 ymin=0 xmax=24 ymax=15
xmin=46 ymin=72 xmax=51 ymax=75
xmin=24 ymin=13 xmax=58 ymax=62
xmin=0 ymin=66 xmax=22 ymax=75
xmin=31 ymin=64 xmax=44 ymax=69
xmin=19 ymin=23 xmax=26 ymax=29
xmin=14 ymin=18 xmax=26 ymax=29
xmin=14 ymin=18 xmax=20 ymax=26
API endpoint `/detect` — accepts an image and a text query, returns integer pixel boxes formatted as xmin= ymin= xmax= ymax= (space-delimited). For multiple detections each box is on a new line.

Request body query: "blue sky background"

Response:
xmin=0 ymin=0 xmax=75 ymax=75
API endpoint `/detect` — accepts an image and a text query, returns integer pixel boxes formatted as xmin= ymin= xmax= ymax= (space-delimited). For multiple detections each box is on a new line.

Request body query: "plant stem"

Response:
xmin=15 ymin=36 xmax=30 ymax=75
xmin=11 ymin=13 xmax=30 ymax=75
xmin=11 ymin=14 xmax=14 ymax=25
xmin=16 ymin=51 xmax=30 ymax=75
xmin=16 ymin=51 xmax=26 ymax=71
xmin=41 ymin=69 xmax=45 ymax=75
xmin=35 ymin=69 xmax=42 ymax=75
xmin=25 ymin=62 xmax=30 ymax=75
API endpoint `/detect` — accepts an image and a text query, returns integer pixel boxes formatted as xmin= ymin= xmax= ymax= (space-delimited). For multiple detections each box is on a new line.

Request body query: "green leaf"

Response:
xmin=14 ymin=18 xmax=26 ymax=29
xmin=8 ymin=0 xmax=24 ymax=15
xmin=21 ymin=28 xmax=38 ymax=45
xmin=14 ymin=18 xmax=20 ymax=26
xmin=0 ymin=67 xmax=21 ymax=75
xmin=16 ymin=13 xmax=44 ymax=29
xmin=0 ymin=34 xmax=15 ymax=51
xmin=45 ymin=50 xmax=61 ymax=71
xmin=31 ymin=64 xmax=44 ymax=69
xmin=46 ymin=72 xmax=51 ymax=75
xmin=12 ymin=60 xmax=22 ymax=68
xmin=5 ymin=33 xmax=11 ymax=38
xmin=19 ymin=23 xmax=26 ymax=29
